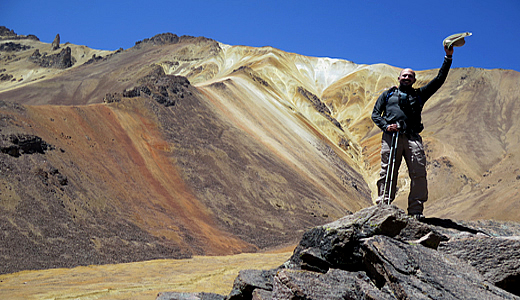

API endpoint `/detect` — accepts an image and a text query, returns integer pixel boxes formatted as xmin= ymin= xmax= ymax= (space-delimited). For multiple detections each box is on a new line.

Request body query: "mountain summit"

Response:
xmin=1 ymin=27 xmax=519 ymax=274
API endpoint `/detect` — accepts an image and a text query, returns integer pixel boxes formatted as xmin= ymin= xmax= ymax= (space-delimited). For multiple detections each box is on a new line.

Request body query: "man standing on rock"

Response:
xmin=371 ymin=44 xmax=454 ymax=219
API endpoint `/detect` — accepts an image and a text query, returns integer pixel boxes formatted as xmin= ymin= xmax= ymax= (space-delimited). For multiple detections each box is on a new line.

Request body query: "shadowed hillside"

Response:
xmin=1 ymin=27 xmax=519 ymax=274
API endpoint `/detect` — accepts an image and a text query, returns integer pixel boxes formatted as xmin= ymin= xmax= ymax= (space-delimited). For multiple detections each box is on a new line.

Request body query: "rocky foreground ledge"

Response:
xmin=157 ymin=205 xmax=520 ymax=300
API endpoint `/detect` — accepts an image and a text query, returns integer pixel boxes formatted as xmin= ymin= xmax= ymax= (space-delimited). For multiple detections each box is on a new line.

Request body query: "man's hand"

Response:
xmin=386 ymin=124 xmax=400 ymax=132
xmin=444 ymin=45 xmax=454 ymax=56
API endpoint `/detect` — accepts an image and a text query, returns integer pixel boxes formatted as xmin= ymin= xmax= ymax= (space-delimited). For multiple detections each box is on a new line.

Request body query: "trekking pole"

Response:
xmin=387 ymin=132 xmax=399 ymax=205
xmin=383 ymin=131 xmax=399 ymax=205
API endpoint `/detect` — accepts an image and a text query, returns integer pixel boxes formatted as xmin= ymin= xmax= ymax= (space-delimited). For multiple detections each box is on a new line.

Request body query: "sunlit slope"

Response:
xmin=161 ymin=40 xmax=520 ymax=221
xmin=30 ymin=100 xmax=253 ymax=254
xmin=0 ymin=38 xmax=115 ymax=94
xmin=2 ymin=32 xmax=520 ymax=274
xmin=0 ymin=56 xmax=372 ymax=273
xmin=344 ymin=66 xmax=520 ymax=220
xmin=0 ymin=97 xmax=261 ymax=273
xmin=0 ymin=35 xmax=220 ymax=105
xmin=414 ymin=67 xmax=520 ymax=220
xmin=193 ymin=44 xmax=520 ymax=221
xmin=134 ymin=74 xmax=372 ymax=248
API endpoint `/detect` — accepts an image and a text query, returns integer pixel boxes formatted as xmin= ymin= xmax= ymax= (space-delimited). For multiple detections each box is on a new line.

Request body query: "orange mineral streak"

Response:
xmin=26 ymin=101 xmax=255 ymax=255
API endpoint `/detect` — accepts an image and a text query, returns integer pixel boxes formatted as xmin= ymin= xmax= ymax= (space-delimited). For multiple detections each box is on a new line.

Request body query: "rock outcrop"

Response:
xmin=0 ymin=73 xmax=13 ymax=81
xmin=298 ymin=87 xmax=343 ymax=131
xmin=440 ymin=235 xmax=520 ymax=295
xmin=0 ymin=26 xmax=17 ymax=38
xmin=51 ymin=33 xmax=60 ymax=50
xmin=0 ymin=42 xmax=32 ymax=52
xmin=134 ymin=32 xmax=216 ymax=48
xmin=29 ymin=46 xmax=75 ymax=68
xmin=0 ymin=133 xmax=53 ymax=157
xmin=157 ymin=205 xmax=520 ymax=299
xmin=115 ymin=65 xmax=192 ymax=107
xmin=0 ymin=26 xmax=39 ymax=41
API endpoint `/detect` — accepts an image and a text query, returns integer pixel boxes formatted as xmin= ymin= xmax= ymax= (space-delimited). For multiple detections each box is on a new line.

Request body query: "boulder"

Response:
xmin=362 ymin=235 xmax=516 ymax=299
xmin=0 ymin=73 xmax=14 ymax=81
xmin=439 ymin=236 xmax=520 ymax=296
xmin=227 ymin=269 xmax=276 ymax=300
xmin=30 ymin=49 xmax=41 ymax=59
xmin=251 ymin=289 xmax=271 ymax=300
xmin=286 ymin=205 xmax=444 ymax=272
xmin=272 ymin=268 xmax=395 ymax=300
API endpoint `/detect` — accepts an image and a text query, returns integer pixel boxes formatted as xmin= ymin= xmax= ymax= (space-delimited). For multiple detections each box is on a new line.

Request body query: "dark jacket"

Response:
xmin=371 ymin=57 xmax=452 ymax=134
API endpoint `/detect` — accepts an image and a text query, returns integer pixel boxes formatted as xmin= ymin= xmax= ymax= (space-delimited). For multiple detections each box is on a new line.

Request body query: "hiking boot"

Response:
xmin=409 ymin=213 xmax=425 ymax=221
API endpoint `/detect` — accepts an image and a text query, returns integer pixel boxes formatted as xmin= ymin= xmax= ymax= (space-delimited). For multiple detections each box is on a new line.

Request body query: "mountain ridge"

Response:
xmin=1 ymin=28 xmax=520 ymax=275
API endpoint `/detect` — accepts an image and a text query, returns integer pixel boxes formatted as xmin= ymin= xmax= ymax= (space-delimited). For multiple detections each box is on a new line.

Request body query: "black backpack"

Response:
xmin=385 ymin=87 xmax=425 ymax=133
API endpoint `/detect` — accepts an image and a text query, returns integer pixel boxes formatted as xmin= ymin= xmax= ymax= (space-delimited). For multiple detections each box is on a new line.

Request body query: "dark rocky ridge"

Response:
xmin=29 ymin=46 xmax=76 ymax=69
xmin=298 ymin=87 xmax=343 ymax=131
xmin=104 ymin=65 xmax=192 ymax=107
xmin=133 ymin=32 xmax=221 ymax=58
xmin=158 ymin=205 xmax=520 ymax=300
xmin=0 ymin=26 xmax=39 ymax=41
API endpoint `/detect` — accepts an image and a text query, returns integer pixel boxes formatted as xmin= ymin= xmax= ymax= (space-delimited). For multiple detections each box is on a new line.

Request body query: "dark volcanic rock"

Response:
xmin=84 ymin=54 xmax=104 ymax=65
xmin=0 ymin=42 xmax=32 ymax=52
xmin=134 ymin=32 xmax=216 ymax=48
xmin=440 ymin=236 xmax=520 ymax=296
xmin=227 ymin=269 xmax=277 ymax=300
xmin=272 ymin=268 xmax=395 ymax=300
xmin=251 ymin=289 xmax=271 ymax=300
xmin=136 ymin=33 xmax=181 ymax=46
xmin=30 ymin=48 xmax=41 ymax=59
xmin=103 ymin=92 xmax=122 ymax=103
xmin=120 ymin=65 xmax=192 ymax=107
xmin=457 ymin=219 xmax=520 ymax=237
xmin=158 ymin=205 xmax=520 ymax=299
xmin=362 ymin=235 xmax=516 ymax=299
xmin=0 ymin=26 xmax=39 ymax=41
xmin=29 ymin=46 xmax=75 ymax=69
xmin=286 ymin=205 xmax=444 ymax=272
xmin=0 ymin=26 xmax=17 ymax=38
xmin=83 ymin=48 xmax=123 ymax=66
xmin=0 ymin=133 xmax=52 ymax=157
xmin=0 ymin=73 xmax=14 ymax=81
xmin=51 ymin=33 xmax=60 ymax=50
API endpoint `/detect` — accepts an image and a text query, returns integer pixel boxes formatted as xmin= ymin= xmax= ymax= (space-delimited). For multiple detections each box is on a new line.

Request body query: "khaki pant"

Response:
xmin=376 ymin=131 xmax=427 ymax=215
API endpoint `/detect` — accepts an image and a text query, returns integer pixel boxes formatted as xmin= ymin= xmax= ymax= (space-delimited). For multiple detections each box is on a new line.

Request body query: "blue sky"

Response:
xmin=2 ymin=0 xmax=519 ymax=72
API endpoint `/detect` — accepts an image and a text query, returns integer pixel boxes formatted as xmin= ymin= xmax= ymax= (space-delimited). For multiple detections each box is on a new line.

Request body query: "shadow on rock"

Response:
xmin=423 ymin=217 xmax=483 ymax=235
